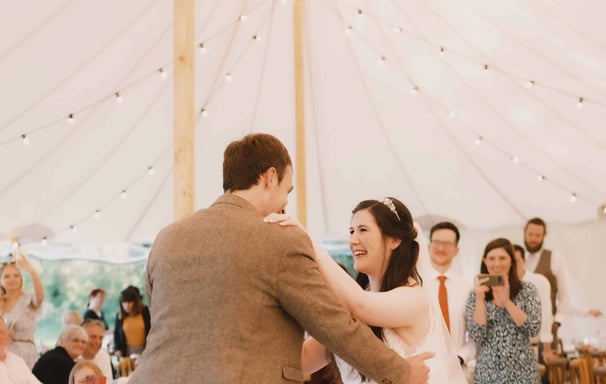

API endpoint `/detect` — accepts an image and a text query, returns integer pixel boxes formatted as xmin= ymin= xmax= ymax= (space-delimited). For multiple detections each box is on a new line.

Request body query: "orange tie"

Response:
xmin=438 ymin=275 xmax=450 ymax=333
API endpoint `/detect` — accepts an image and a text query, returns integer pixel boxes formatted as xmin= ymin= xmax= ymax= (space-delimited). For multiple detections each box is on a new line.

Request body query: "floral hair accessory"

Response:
xmin=379 ymin=197 xmax=400 ymax=221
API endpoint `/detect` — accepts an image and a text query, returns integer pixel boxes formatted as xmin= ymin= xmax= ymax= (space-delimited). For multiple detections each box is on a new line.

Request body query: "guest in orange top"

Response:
xmin=113 ymin=286 xmax=150 ymax=358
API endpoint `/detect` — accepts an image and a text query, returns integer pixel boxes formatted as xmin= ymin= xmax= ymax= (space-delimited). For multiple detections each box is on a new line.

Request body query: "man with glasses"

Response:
xmin=425 ymin=222 xmax=475 ymax=383
xmin=0 ymin=316 xmax=41 ymax=383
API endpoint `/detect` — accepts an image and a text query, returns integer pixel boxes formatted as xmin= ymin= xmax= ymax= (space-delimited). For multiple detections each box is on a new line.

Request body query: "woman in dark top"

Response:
xmin=113 ymin=286 xmax=150 ymax=358
xmin=32 ymin=325 xmax=88 ymax=384
xmin=83 ymin=288 xmax=108 ymax=329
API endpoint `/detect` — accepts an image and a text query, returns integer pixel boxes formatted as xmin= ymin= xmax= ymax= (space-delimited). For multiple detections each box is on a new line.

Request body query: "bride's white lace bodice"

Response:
xmin=335 ymin=296 xmax=466 ymax=384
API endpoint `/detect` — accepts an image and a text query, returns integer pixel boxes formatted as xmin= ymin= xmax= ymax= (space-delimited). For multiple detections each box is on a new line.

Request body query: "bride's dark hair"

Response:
xmin=352 ymin=197 xmax=421 ymax=381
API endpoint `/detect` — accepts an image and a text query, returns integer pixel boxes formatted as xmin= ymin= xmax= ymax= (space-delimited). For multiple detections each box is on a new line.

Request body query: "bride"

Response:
xmin=266 ymin=197 xmax=466 ymax=383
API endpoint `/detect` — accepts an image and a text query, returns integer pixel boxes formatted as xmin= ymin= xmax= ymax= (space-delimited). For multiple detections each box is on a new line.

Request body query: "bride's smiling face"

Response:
xmin=349 ymin=209 xmax=397 ymax=278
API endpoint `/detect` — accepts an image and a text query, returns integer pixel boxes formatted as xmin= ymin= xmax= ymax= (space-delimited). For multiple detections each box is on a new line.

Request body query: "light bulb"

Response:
xmin=225 ymin=73 xmax=233 ymax=82
xmin=537 ymin=175 xmax=545 ymax=182
xmin=158 ymin=68 xmax=168 ymax=79
xmin=147 ymin=166 xmax=155 ymax=176
xmin=511 ymin=155 xmax=519 ymax=163
xmin=22 ymin=134 xmax=30 ymax=145
xmin=344 ymin=26 xmax=353 ymax=36
xmin=199 ymin=43 xmax=207 ymax=54
xmin=392 ymin=26 xmax=402 ymax=34
xmin=483 ymin=64 xmax=489 ymax=72
xmin=70 ymin=225 xmax=78 ymax=233
xmin=409 ymin=86 xmax=418 ymax=96
xmin=201 ymin=108 xmax=209 ymax=117
xmin=115 ymin=92 xmax=123 ymax=103
xmin=439 ymin=47 xmax=445 ymax=57
xmin=41 ymin=237 xmax=48 ymax=246
xmin=576 ymin=97 xmax=584 ymax=109
xmin=474 ymin=136 xmax=483 ymax=145
xmin=94 ymin=210 xmax=101 ymax=219
xmin=252 ymin=35 xmax=262 ymax=42
xmin=570 ymin=193 xmax=577 ymax=203
xmin=526 ymin=80 xmax=534 ymax=89
xmin=239 ymin=14 xmax=248 ymax=22
xmin=121 ymin=190 xmax=128 ymax=200
xmin=68 ymin=114 xmax=75 ymax=124
xmin=377 ymin=56 xmax=386 ymax=67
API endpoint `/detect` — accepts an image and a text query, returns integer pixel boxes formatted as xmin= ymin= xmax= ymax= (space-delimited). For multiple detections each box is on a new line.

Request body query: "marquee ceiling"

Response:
xmin=1 ymin=0 xmax=606 ymax=248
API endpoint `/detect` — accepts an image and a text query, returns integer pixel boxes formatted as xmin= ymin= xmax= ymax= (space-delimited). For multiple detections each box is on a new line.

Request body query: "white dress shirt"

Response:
xmin=80 ymin=350 xmax=113 ymax=380
xmin=0 ymin=351 xmax=42 ymax=384
xmin=521 ymin=270 xmax=553 ymax=344
xmin=425 ymin=267 xmax=476 ymax=364
xmin=525 ymin=248 xmax=584 ymax=322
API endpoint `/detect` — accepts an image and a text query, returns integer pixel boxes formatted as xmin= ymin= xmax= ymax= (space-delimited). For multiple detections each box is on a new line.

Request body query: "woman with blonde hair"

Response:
xmin=68 ymin=360 xmax=105 ymax=384
xmin=32 ymin=325 xmax=88 ymax=384
xmin=0 ymin=247 xmax=45 ymax=368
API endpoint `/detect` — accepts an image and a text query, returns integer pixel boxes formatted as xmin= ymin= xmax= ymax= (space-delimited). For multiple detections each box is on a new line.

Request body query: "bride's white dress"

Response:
xmin=335 ymin=290 xmax=466 ymax=384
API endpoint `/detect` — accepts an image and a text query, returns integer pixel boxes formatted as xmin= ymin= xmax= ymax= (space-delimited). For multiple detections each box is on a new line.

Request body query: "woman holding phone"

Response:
xmin=0 ymin=247 xmax=45 ymax=369
xmin=466 ymin=238 xmax=541 ymax=384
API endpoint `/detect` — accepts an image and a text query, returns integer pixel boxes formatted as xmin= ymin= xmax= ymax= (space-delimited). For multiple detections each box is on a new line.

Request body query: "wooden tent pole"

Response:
xmin=173 ymin=0 xmax=195 ymax=221
xmin=294 ymin=0 xmax=307 ymax=227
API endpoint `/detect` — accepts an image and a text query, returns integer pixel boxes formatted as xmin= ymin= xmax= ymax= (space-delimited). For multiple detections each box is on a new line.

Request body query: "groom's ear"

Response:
xmin=260 ymin=167 xmax=278 ymax=188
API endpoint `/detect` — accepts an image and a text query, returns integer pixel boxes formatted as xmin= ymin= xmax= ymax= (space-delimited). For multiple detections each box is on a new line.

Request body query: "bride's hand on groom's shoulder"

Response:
xmin=263 ymin=213 xmax=306 ymax=232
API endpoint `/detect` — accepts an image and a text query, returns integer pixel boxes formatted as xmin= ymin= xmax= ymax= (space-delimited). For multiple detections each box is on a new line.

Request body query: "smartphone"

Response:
xmin=10 ymin=242 xmax=21 ymax=261
xmin=478 ymin=273 xmax=504 ymax=286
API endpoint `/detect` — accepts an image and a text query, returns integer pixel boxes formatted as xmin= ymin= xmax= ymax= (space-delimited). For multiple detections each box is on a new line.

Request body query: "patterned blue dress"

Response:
xmin=466 ymin=281 xmax=541 ymax=384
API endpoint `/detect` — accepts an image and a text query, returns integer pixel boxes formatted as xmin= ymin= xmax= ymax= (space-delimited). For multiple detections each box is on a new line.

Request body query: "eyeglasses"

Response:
xmin=71 ymin=338 xmax=88 ymax=345
xmin=429 ymin=240 xmax=457 ymax=249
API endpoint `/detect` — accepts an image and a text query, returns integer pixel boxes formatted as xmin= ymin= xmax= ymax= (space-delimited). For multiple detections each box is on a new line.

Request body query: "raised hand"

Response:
xmin=473 ymin=276 xmax=490 ymax=301
xmin=15 ymin=248 xmax=35 ymax=274
xmin=491 ymin=274 xmax=510 ymax=307
xmin=263 ymin=213 xmax=306 ymax=233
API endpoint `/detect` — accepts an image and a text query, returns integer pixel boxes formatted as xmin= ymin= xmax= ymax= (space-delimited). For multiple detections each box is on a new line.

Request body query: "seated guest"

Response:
xmin=83 ymin=288 xmax=109 ymax=330
xmin=0 ymin=316 xmax=41 ymax=384
xmin=33 ymin=325 xmax=88 ymax=384
xmin=81 ymin=319 xmax=113 ymax=379
xmin=69 ymin=360 xmax=105 ymax=384
xmin=62 ymin=310 xmax=84 ymax=328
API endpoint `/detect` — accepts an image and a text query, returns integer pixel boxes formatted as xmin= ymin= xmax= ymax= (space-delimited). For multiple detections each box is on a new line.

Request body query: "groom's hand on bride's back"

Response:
xmin=406 ymin=351 xmax=434 ymax=384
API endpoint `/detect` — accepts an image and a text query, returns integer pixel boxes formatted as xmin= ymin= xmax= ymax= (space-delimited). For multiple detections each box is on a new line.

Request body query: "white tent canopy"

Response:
xmin=1 ymin=0 xmax=605 ymax=337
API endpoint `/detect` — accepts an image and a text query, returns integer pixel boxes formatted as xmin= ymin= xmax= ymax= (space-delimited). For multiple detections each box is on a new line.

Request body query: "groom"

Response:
xmin=130 ymin=133 xmax=432 ymax=384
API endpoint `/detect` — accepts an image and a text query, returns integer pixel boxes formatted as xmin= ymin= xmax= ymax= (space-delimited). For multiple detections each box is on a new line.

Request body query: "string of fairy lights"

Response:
xmin=4 ymin=0 xmax=606 ymax=245
xmin=3 ymin=0 xmax=283 ymax=245
xmin=328 ymin=1 xmax=606 ymax=209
